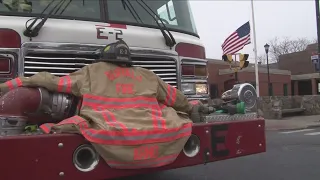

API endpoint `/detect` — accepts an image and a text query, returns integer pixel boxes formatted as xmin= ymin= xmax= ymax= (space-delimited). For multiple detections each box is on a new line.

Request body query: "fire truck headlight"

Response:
xmin=196 ymin=83 xmax=208 ymax=94
xmin=181 ymin=83 xmax=196 ymax=94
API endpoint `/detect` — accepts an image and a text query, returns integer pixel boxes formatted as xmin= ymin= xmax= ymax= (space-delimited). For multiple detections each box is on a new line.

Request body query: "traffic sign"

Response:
xmin=311 ymin=54 xmax=319 ymax=64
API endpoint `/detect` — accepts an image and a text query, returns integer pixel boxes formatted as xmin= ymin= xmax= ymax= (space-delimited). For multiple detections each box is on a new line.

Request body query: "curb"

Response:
xmin=266 ymin=123 xmax=320 ymax=131
xmin=266 ymin=127 xmax=307 ymax=131
xmin=306 ymin=124 xmax=320 ymax=129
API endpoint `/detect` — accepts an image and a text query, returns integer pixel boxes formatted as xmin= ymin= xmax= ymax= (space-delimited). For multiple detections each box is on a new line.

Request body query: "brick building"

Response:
xmin=207 ymin=59 xmax=291 ymax=98
xmin=278 ymin=43 xmax=320 ymax=95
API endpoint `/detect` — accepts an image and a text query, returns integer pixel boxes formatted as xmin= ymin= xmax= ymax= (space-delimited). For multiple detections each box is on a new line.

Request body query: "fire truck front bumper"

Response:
xmin=0 ymin=116 xmax=266 ymax=180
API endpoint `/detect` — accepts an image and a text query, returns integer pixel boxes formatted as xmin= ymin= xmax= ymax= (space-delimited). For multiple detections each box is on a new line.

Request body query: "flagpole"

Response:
xmin=250 ymin=0 xmax=260 ymax=97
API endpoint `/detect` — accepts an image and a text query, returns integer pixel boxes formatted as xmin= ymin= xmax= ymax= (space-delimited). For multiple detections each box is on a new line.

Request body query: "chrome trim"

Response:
xmin=0 ymin=48 xmax=19 ymax=77
xmin=181 ymin=57 xmax=208 ymax=63
xmin=37 ymin=88 xmax=43 ymax=114
xmin=73 ymin=144 xmax=100 ymax=172
xmin=179 ymin=56 xmax=209 ymax=99
xmin=182 ymin=61 xmax=207 ymax=66
xmin=186 ymin=96 xmax=210 ymax=100
xmin=0 ymin=54 xmax=12 ymax=74
xmin=20 ymin=42 xmax=178 ymax=56
xmin=20 ymin=42 xmax=179 ymax=87
xmin=17 ymin=42 xmax=210 ymax=101
xmin=183 ymin=134 xmax=200 ymax=158
xmin=181 ymin=79 xmax=207 ymax=83
xmin=130 ymin=46 xmax=178 ymax=56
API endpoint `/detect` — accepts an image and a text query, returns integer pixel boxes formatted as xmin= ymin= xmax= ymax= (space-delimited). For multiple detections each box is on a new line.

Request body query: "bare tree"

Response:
xmin=257 ymin=55 xmax=265 ymax=64
xmin=267 ymin=37 xmax=316 ymax=63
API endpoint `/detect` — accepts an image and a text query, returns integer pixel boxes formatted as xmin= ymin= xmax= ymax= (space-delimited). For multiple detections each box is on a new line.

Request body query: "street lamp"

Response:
xmin=264 ymin=43 xmax=271 ymax=96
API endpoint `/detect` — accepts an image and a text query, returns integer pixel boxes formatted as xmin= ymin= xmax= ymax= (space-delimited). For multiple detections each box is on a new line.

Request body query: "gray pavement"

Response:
xmin=116 ymin=123 xmax=320 ymax=180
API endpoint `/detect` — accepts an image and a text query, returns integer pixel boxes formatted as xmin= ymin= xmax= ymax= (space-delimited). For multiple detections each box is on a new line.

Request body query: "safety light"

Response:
xmin=239 ymin=54 xmax=249 ymax=69
xmin=182 ymin=65 xmax=207 ymax=77
xmin=181 ymin=65 xmax=195 ymax=76
xmin=195 ymin=65 xmax=207 ymax=77
xmin=181 ymin=83 xmax=196 ymax=94
xmin=196 ymin=83 xmax=208 ymax=94
xmin=0 ymin=57 xmax=11 ymax=74
xmin=222 ymin=54 xmax=233 ymax=63
xmin=0 ymin=29 xmax=21 ymax=48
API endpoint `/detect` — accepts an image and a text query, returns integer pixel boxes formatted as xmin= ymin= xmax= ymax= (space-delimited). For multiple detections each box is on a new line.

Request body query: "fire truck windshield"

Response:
xmin=0 ymin=0 xmax=198 ymax=36
xmin=107 ymin=0 xmax=198 ymax=35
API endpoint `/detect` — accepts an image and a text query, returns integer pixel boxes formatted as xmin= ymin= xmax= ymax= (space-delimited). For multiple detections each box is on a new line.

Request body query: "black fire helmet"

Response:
xmin=96 ymin=40 xmax=133 ymax=67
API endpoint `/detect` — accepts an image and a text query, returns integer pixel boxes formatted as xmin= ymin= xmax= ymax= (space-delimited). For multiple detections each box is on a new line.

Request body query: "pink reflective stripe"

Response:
xmin=52 ymin=112 xmax=192 ymax=146
xmin=164 ymin=85 xmax=177 ymax=106
xmin=39 ymin=123 xmax=55 ymax=134
xmin=107 ymin=154 xmax=178 ymax=169
xmin=5 ymin=78 xmax=23 ymax=90
xmin=56 ymin=115 xmax=85 ymax=126
xmin=82 ymin=94 xmax=158 ymax=109
xmin=57 ymin=76 xmax=72 ymax=93
xmin=150 ymin=107 xmax=166 ymax=129
xmin=79 ymin=123 xmax=192 ymax=146
xmin=94 ymin=107 xmax=127 ymax=130
xmin=159 ymin=103 xmax=166 ymax=110
xmin=189 ymin=100 xmax=200 ymax=105
xmin=83 ymin=94 xmax=164 ymax=129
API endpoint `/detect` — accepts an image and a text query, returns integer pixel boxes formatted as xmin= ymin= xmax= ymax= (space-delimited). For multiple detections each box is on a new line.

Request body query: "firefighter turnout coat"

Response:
xmin=0 ymin=62 xmax=193 ymax=169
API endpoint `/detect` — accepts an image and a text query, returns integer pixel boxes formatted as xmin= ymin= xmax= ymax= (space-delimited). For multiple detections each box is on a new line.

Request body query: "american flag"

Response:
xmin=221 ymin=21 xmax=251 ymax=55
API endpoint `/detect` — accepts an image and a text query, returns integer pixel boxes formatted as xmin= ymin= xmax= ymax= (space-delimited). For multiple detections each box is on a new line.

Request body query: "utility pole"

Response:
xmin=316 ymin=0 xmax=320 ymax=53
xmin=234 ymin=54 xmax=238 ymax=83
xmin=250 ymin=0 xmax=260 ymax=97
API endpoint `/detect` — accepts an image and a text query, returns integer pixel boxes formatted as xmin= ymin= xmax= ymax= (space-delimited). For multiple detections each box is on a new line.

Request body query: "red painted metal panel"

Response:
xmin=0 ymin=119 xmax=265 ymax=180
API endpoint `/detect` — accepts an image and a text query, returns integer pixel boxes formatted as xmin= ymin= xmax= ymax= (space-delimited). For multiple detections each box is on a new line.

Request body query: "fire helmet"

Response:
xmin=96 ymin=40 xmax=133 ymax=66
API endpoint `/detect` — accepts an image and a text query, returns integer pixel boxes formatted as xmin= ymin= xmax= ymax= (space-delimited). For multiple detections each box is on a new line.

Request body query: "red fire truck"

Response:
xmin=0 ymin=0 xmax=265 ymax=179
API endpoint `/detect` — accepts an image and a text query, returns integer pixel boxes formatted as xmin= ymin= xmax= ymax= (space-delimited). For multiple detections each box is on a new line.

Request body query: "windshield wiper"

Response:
xmin=23 ymin=0 xmax=66 ymax=38
xmin=139 ymin=0 xmax=176 ymax=46
xmin=131 ymin=0 xmax=175 ymax=48
xmin=53 ymin=0 xmax=68 ymax=15
xmin=121 ymin=0 xmax=142 ymax=23
xmin=23 ymin=0 xmax=55 ymax=37
xmin=57 ymin=0 xmax=72 ymax=15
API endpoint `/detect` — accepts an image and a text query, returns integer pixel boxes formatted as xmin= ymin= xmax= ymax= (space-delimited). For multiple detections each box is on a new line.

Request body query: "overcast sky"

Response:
xmin=189 ymin=0 xmax=317 ymax=62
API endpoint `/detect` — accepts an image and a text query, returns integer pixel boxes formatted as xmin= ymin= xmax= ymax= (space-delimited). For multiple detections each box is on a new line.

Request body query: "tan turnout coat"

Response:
xmin=0 ymin=62 xmax=193 ymax=169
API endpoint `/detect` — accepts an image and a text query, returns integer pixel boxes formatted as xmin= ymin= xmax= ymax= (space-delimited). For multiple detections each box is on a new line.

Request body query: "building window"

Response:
xmin=283 ymin=84 xmax=288 ymax=96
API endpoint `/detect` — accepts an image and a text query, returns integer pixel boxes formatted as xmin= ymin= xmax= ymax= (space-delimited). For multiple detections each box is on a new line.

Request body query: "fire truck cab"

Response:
xmin=0 ymin=0 xmax=209 ymax=101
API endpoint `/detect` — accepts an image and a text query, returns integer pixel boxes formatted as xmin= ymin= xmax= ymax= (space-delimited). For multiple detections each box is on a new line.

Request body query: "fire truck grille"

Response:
xmin=23 ymin=52 xmax=178 ymax=87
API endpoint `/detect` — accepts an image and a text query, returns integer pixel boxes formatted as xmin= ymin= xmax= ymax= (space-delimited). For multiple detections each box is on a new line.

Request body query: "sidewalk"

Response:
xmin=265 ymin=115 xmax=320 ymax=131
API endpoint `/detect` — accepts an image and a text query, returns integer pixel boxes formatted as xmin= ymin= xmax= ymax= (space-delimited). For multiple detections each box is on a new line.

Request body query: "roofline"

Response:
xmin=219 ymin=67 xmax=291 ymax=75
xmin=291 ymin=73 xmax=320 ymax=80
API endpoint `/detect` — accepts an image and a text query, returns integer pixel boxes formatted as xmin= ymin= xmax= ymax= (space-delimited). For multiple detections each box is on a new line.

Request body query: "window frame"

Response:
xmin=0 ymin=0 xmax=106 ymax=22
xmin=0 ymin=0 xmax=200 ymax=37
xmin=103 ymin=0 xmax=200 ymax=37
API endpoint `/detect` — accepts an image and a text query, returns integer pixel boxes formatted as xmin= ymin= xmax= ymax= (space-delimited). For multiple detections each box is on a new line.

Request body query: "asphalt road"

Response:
xmin=116 ymin=128 xmax=320 ymax=180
